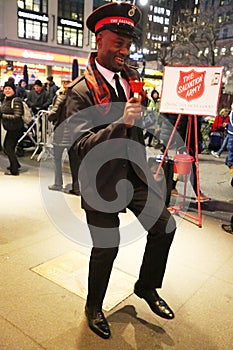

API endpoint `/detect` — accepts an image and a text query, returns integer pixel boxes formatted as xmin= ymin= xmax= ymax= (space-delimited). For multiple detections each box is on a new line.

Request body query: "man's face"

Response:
xmin=96 ymin=30 xmax=132 ymax=72
xmin=34 ymin=84 xmax=42 ymax=93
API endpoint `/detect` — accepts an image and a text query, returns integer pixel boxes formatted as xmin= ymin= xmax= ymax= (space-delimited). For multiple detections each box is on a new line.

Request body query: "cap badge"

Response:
xmin=128 ymin=8 xmax=135 ymax=17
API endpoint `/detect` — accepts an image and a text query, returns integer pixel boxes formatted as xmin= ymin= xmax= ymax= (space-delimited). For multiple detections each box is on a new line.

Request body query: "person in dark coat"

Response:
xmin=0 ymin=81 xmax=24 ymax=175
xmin=66 ymin=2 xmax=176 ymax=340
xmin=0 ymin=84 xmax=4 ymax=103
xmin=16 ymin=79 xmax=28 ymax=100
xmin=26 ymin=80 xmax=52 ymax=115
xmin=46 ymin=76 xmax=59 ymax=100
xmin=47 ymin=79 xmax=71 ymax=191
xmin=143 ymin=89 xmax=160 ymax=147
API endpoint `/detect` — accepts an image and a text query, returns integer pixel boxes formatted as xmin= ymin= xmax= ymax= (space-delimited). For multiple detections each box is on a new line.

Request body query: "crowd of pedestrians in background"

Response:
xmin=0 ymin=75 xmax=57 ymax=174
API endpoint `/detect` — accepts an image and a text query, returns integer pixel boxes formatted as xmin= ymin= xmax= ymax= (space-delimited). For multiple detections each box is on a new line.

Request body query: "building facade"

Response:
xmin=0 ymin=0 xmax=93 ymax=86
xmin=0 ymin=0 xmax=232 ymax=92
xmin=172 ymin=0 xmax=233 ymax=93
xmin=128 ymin=0 xmax=174 ymax=68
xmin=0 ymin=0 xmax=175 ymax=86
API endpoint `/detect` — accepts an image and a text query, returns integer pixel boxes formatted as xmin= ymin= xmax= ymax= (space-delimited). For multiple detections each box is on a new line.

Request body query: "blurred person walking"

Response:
xmin=225 ymin=103 xmax=233 ymax=179
xmin=47 ymin=79 xmax=71 ymax=191
xmin=144 ymin=89 xmax=160 ymax=147
xmin=0 ymin=81 xmax=24 ymax=175
xmin=210 ymin=108 xmax=230 ymax=157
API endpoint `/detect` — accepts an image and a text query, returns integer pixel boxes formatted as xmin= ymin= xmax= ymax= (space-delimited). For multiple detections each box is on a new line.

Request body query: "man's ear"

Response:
xmin=95 ymin=33 xmax=102 ymax=48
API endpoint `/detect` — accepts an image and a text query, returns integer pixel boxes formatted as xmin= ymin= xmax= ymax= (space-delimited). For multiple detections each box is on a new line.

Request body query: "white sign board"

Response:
xmin=159 ymin=66 xmax=224 ymax=116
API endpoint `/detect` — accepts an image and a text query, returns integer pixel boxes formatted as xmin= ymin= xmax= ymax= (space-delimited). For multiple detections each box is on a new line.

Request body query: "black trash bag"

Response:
xmin=148 ymin=155 xmax=174 ymax=207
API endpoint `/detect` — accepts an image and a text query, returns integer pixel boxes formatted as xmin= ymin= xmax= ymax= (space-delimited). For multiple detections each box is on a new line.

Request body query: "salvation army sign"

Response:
xmin=177 ymin=69 xmax=206 ymax=102
xmin=160 ymin=66 xmax=224 ymax=116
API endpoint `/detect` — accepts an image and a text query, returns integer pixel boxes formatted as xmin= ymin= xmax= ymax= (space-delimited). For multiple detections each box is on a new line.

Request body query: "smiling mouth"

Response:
xmin=115 ymin=57 xmax=124 ymax=65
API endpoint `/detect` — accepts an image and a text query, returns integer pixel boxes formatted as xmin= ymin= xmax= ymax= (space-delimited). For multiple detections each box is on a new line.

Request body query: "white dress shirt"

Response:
xmin=95 ymin=59 xmax=130 ymax=99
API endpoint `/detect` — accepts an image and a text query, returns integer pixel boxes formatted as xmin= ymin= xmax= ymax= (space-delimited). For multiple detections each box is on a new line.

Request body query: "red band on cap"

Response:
xmin=95 ymin=16 xmax=134 ymax=32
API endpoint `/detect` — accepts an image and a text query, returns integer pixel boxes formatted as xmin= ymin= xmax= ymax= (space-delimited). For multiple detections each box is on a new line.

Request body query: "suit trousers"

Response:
xmin=85 ymin=174 xmax=176 ymax=309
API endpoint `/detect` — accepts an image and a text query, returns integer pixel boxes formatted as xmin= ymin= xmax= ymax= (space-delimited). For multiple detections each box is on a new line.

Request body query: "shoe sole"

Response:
xmin=222 ymin=225 xmax=233 ymax=234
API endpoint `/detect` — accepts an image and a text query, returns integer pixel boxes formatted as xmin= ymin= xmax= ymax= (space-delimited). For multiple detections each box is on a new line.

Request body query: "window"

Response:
xmin=222 ymin=28 xmax=228 ymax=39
xmin=91 ymin=32 xmax=97 ymax=50
xmin=220 ymin=47 xmax=226 ymax=55
xmin=58 ymin=0 xmax=84 ymax=21
xmin=17 ymin=0 xmax=48 ymax=42
xmin=204 ymin=48 xmax=209 ymax=56
xmin=217 ymin=15 xmax=223 ymax=23
xmin=93 ymin=0 xmax=111 ymax=9
xmin=17 ymin=0 xmax=48 ymax=12
xmin=225 ymin=12 xmax=231 ymax=22
xmin=57 ymin=0 xmax=84 ymax=47
xmin=57 ymin=25 xmax=83 ymax=47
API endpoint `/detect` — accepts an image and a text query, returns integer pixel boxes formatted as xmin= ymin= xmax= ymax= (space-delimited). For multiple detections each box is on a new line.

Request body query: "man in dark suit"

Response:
xmin=66 ymin=2 xmax=176 ymax=339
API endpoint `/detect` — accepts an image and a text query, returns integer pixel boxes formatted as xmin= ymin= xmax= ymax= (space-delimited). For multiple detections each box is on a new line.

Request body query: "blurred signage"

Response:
xmin=129 ymin=52 xmax=143 ymax=61
xmin=18 ymin=10 xmax=48 ymax=22
xmin=58 ymin=17 xmax=83 ymax=29
xmin=0 ymin=46 xmax=87 ymax=66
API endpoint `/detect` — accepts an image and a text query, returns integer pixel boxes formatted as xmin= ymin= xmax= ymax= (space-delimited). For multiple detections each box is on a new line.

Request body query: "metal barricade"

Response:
xmin=30 ymin=110 xmax=53 ymax=161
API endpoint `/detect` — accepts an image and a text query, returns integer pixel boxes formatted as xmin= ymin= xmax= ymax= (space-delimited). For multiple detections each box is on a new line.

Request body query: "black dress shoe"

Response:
xmin=4 ymin=170 xmax=19 ymax=176
xmin=134 ymin=285 xmax=174 ymax=320
xmin=221 ymin=224 xmax=233 ymax=234
xmin=85 ymin=306 xmax=111 ymax=339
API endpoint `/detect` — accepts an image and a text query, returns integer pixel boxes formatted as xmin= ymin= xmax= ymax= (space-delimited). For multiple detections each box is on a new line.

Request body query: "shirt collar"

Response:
xmin=95 ymin=59 xmax=116 ymax=83
xmin=95 ymin=59 xmax=130 ymax=99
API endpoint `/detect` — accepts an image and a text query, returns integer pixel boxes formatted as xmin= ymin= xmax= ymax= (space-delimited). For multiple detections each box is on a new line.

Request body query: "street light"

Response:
xmin=132 ymin=0 xmax=148 ymax=6
xmin=138 ymin=0 xmax=148 ymax=5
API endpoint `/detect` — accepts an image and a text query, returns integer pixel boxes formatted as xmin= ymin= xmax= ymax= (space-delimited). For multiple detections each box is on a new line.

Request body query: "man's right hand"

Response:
xmin=123 ymin=97 xmax=143 ymax=128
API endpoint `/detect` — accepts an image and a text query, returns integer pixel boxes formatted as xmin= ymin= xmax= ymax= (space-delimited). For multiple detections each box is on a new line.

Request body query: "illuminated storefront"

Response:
xmin=0 ymin=46 xmax=87 ymax=86
xmin=0 ymin=0 xmax=90 ymax=86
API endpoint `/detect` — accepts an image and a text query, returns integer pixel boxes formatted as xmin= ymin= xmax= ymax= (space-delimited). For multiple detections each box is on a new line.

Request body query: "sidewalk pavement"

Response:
xmin=0 ymin=148 xmax=233 ymax=350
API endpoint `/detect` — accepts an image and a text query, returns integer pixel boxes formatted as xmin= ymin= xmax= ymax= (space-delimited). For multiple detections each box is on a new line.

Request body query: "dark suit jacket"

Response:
xmin=66 ymin=75 xmax=165 ymax=212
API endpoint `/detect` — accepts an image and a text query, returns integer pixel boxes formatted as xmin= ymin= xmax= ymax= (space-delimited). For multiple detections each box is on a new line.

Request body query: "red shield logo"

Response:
xmin=176 ymin=69 xmax=206 ymax=102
